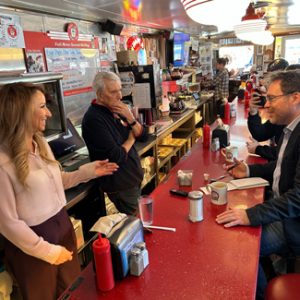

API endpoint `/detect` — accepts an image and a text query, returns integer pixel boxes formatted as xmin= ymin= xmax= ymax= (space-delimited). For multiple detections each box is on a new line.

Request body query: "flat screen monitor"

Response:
xmin=0 ymin=73 xmax=67 ymax=141
xmin=41 ymin=79 xmax=68 ymax=141
xmin=49 ymin=118 xmax=86 ymax=161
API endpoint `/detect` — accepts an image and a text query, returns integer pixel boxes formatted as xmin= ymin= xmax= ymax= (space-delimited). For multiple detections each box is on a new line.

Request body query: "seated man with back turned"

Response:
xmin=82 ymin=71 xmax=147 ymax=215
xmin=216 ymin=70 xmax=300 ymax=299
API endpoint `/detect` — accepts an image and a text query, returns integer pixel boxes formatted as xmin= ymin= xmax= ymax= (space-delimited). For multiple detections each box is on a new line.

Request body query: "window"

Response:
xmin=219 ymin=45 xmax=254 ymax=73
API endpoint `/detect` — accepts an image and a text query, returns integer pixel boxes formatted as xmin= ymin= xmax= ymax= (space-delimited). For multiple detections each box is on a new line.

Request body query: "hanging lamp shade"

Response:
xmin=234 ymin=2 xmax=267 ymax=41
xmin=181 ymin=0 xmax=250 ymax=29
xmin=250 ymin=30 xmax=274 ymax=45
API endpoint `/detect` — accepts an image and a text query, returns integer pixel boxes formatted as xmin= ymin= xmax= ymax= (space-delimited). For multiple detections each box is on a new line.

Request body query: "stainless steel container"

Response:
xmin=188 ymin=191 xmax=203 ymax=222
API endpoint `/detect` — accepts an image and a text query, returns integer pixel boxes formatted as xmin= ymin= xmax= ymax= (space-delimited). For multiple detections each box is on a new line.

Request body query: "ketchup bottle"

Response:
xmin=92 ymin=234 xmax=115 ymax=291
xmin=222 ymin=102 xmax=230 ymax=125
xmin=244 ymin=90 xmax=250 ymax=109
xmin=203 ymin=123 xmax=210 ymax=148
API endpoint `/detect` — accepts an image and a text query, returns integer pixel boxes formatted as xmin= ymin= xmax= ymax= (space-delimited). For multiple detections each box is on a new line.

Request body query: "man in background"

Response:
xmin=82 ymin=71 xmax=147 ymax=215
xmin=213 ymin=57 xmax=229 ymax=118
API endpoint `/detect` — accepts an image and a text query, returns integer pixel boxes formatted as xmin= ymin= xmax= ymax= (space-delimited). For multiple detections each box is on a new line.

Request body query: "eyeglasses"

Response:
xmin=266 ymin=93 xmax=294 ymax=103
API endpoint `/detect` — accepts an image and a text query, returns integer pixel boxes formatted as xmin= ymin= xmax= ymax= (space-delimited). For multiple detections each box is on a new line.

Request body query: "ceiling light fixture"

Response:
xmin=181 ymin=0 xmax=250 ymax=31
xmin=234 ymin=2 xmax=268 ymax=41
xmin=250 ymin=29 xmax=274 ymax=45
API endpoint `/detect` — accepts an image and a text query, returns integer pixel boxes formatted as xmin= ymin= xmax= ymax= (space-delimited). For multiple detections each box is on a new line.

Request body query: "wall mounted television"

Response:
xmin=173 ymin=32 xmax=190 ymax=67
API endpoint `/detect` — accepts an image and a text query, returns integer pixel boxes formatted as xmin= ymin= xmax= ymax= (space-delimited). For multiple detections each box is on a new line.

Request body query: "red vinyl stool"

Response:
xmin=265 ymin=273 xmax=300 ymax=300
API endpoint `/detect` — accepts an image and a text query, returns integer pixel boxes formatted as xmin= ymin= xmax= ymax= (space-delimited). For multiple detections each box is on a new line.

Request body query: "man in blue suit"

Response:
xmin=216 ymin=70 xmax=300 ymax=299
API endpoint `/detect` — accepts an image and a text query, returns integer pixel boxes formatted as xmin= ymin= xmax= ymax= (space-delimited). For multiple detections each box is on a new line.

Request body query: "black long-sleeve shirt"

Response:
xmin=82 ymin=102 xmax=147 ymax=193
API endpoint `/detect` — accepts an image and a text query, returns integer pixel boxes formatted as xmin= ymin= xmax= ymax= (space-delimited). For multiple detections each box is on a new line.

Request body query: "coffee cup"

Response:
xmin=208 ymin=181 xmax=227 ymax=205
xmin=221 ymin=146 xmax=238 ymax=163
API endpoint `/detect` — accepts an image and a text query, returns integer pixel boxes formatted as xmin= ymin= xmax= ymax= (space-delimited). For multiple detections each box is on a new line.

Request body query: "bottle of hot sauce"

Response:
xmin=203 ymin=123 xmax=211 ymax=148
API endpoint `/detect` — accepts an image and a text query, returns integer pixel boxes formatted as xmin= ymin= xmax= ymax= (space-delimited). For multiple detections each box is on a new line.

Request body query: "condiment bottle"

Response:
xmin=211 ymin=137 xmax=220 ymax=152
xmin=130 ymin=248 xmax=144 ymax=276
xmin=135 ymin=242 xmax=149 ymax=269
xmin=203 ymin=123 xmax=210 ymax=148
xmin=92 ymin=234 xmax=115 ymax=291
xmin=223 ymin=101 xmax=230 ymax=125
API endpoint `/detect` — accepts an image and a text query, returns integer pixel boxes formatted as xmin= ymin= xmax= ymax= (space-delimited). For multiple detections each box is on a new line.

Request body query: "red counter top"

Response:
xmin=60 ymin=103 xmax=266 ymax=300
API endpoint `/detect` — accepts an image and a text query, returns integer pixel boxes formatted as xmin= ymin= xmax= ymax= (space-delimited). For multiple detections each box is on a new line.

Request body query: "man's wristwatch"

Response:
xmin=128 ymin=120 xmax=137 ymax=128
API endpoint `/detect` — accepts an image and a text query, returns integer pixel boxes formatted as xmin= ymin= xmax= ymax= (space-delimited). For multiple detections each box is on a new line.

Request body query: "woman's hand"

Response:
xmin=94 ymin=160 xmax=119 ymax=177
xmin=53 ymin=247 xmax=73 ymax=265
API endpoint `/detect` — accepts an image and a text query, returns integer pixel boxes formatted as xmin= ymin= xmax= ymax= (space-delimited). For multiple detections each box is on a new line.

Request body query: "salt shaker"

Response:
xmin=130 ymin=248 xmax=144 ymax=276
xmin=188 ymin=191 xmax=203 ymax=222
xmin=211 ymin=137 xmax=220 ymax=152
xmin=135 ymin=242 xmax=149 ymax=269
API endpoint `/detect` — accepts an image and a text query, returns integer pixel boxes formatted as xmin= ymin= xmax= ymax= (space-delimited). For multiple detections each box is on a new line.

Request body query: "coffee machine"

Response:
xmin=118 ymin=64 xmax=162 ymax=125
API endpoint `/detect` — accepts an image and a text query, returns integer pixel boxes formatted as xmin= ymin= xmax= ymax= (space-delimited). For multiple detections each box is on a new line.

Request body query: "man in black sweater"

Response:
xmin=216 ymin=70 xmax=300 ymax=299
xmin=82 ymin=71 xmax=147 ymax=215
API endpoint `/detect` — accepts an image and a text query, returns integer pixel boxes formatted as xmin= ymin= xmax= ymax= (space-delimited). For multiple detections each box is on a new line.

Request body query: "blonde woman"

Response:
xmin=0 ymin=83 xmax=118 ymax=300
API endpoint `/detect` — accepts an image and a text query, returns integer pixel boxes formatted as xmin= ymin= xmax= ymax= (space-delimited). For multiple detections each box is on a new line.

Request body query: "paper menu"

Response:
xmin=200 ymin=177 xmax=269 ymax=195
xmin=227 ymin=177 xmax=269 ymax=190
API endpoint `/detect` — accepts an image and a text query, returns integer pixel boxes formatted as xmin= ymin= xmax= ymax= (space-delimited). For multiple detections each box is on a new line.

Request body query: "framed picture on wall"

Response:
xmin=25 ymin=51 xmax=46 ymax=73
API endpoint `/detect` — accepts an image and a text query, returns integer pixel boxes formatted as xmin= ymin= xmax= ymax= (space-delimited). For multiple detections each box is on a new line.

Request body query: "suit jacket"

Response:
xmin=255 ymin=144 xmax=277 ymax=161
xmin=246 ymin=121 xmax=300 ymax=254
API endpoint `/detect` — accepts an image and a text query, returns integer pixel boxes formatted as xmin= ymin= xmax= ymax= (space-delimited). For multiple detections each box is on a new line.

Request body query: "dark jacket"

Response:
xmin=248 ymin=113 xmax=285 ymax=161
xmin=246 ymin=121 xmax=300 ymax=254
xmin=255 ymin=145 xmax=278 ymax=162
xmin=82 ymin=102 xmax=147 ymax=193
xmin=248 ymin=113 xmax=284 ymax=143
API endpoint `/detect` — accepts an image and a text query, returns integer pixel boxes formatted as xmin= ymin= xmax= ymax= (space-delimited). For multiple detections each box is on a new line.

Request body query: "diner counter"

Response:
xmin=59 ymin=102 xmax=266 ymax=300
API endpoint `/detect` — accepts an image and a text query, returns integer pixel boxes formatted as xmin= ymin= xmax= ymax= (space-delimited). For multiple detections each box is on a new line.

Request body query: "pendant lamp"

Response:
xmin=181 ymin=0 xmax=250 ymax=29
xmin=250 ymin=30 xmax=274 ymax=45
xmin=234 ymin=2 xmax=267 ymax=41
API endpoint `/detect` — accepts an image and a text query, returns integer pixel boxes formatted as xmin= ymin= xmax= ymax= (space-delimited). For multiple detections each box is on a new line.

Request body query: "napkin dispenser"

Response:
xmin=212 ymin=124 xmax=230 ymax=148
xmin=107 ymin=216 xmax=144 ymax=280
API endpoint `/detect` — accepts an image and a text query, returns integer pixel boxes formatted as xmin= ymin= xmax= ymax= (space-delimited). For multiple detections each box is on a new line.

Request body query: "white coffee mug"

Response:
xmin=208 ymin=181 xmax=228 ymax=205
xmin=221 ymin=146 xmax=238 ymax=163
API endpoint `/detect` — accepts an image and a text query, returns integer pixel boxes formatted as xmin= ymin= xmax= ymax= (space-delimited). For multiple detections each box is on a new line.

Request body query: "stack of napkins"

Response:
xmin=200 ymin=177 xmax=269 ymax=195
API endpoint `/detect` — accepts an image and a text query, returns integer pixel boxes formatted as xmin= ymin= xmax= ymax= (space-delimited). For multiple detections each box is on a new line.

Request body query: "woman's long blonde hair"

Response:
xmin=0 ymin=83 xmax=57 ymax=186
